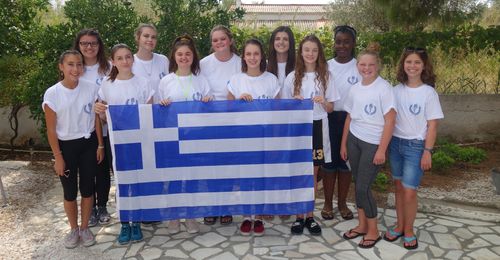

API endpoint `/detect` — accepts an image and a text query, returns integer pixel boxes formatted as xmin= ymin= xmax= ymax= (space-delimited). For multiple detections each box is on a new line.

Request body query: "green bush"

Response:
xmin=432 ymin=150 xmax=456 ymax=171
xmin=456 ymin=147 xmax=488 ymax=164
xmin=373 ymin=172 xmax=390 ymax=192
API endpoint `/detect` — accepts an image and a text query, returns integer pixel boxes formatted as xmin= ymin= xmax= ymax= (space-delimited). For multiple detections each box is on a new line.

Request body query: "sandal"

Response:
xmin=342 ymin=229 xmax=367 ymax=240
xmin=220 ymin=215 xmax=233 ymax=225
xmin=403 ymin=236 xmax=419 ymax=250
xmin=359 ymin=236 xmax=382 ymax=249
xmin=339 ymin=207 xmax=354 ymax=220
xmin=203 ymin=216 xmax=217 ymax=225
xmin=321 ymin=209 xmax=334 ymax=220
xmin=383 ymin=227 xmax=403 ymax=242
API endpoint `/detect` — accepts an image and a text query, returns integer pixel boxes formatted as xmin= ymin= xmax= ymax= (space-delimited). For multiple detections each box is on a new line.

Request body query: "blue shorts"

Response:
xmin=389 ymin=136 xmax=424 ymax=190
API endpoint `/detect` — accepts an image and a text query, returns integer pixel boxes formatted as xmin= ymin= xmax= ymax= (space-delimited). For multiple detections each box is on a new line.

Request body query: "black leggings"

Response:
xmin=93 ymin=136 xmax=112 ymax=207
xmin=59 ymin=132 xmax=98 ymax=201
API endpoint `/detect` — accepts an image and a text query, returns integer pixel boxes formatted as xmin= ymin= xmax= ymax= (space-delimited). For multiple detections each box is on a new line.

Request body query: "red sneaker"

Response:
xmin=253 ymin=220 xmax=265 ymax=236
xmin=240 ymin=219 xmax=252 ymax=235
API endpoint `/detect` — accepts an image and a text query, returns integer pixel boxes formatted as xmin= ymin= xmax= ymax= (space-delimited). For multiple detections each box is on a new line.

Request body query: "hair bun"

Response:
xmin=366 ymin=42 xmax=381 ymax=53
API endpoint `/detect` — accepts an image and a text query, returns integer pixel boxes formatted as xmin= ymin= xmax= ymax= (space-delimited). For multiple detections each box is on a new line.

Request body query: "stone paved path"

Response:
xmin=29 ymin=181 xmax=500 ymax=260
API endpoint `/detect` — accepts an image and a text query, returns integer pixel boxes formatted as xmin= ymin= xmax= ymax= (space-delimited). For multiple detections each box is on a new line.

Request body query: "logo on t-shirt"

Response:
xmin=159 ymin=72 xmax=166 ymax=79
xmin=126 ymin=98 xmax=138 ymax=105
xmin=409 ymin=104 xmax=422 ymax=115
xmin=192 ymin=92 xmax=203 ymax=101
xmin=83 ymin=103 xmax=92 ymax=114
xmin=96 ymin=77 xmax=103 ymax=86
xmin=257 ymin=94 xmax=272 ymax=99
xmin=347 ymin=76 xmax=358 ymax=85
xmin=364 ymin=104 xmax=377 ymax=115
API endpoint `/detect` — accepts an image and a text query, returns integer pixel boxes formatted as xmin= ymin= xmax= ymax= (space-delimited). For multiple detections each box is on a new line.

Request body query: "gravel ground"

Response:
xmin=0 ymin=161 xmax=498 ymax=259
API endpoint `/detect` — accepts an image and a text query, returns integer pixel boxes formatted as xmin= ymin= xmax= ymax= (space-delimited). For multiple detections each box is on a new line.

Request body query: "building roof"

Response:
xmin=234 ymin=4 xmax=329 ymax=13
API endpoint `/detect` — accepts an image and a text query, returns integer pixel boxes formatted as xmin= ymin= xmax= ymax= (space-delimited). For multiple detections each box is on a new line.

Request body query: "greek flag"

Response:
xmin=107 ymin=100 xmax=314 ymax=222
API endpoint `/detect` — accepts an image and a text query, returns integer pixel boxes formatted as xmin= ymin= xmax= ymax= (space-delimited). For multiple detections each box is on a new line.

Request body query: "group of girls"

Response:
xmin=44 ymin=22 xmax=442 ymax=250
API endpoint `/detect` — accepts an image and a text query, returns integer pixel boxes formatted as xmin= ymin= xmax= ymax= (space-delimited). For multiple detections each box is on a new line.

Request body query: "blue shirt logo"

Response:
xmin=347 ymin=76 xmax=359 ymax=85
xmin=83 ymin=103 xmax=92 ymax=114
xmin=364 ymin=104 xmax=377 ymax=115
xmin=409 ymin=104 xmax=421 ymax=115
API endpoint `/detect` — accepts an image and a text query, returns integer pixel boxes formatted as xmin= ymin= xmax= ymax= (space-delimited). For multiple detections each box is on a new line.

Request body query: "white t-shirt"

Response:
xmin=393 ymin=83 xmax=444 ymax=140
xmin=227 ymin=72 xmax=280 ymax=100
xmin=42 ymin=80 xmax=98 ymax=141
xmin=277 ymin=62 xmax=287 ymax=89
xmin=327 ymin=58 xmax=360 ymax=111
xmin=345 ymin=76 xmax=396 ymax=145
xmin=98 ymin=75 xmax=154 ymax=106
xmin=81 ymin=63 xmax=110 ymax=136
xmin=282 ymin=71 xmax=340 ymax=120
xmin=200 ymin=53 xmax=242 ymax=101
xmin=132 ymin=53 xmax=169 ymax=102
xmin=158 ymin=73 xmax=211 ymax=102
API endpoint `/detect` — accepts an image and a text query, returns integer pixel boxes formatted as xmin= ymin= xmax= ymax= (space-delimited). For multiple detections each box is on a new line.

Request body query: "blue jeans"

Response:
xmin=389 ymin=136 xmax=425 ymax=190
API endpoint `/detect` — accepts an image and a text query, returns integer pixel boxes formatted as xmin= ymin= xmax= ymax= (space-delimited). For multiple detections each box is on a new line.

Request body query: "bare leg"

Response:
xmin=322 ymin=170 xmax=336 ymax=213
xmin=80 ymin=196 xmax=93 ymax=229
xmin=64 ymin=200 xmax=78 ymax=229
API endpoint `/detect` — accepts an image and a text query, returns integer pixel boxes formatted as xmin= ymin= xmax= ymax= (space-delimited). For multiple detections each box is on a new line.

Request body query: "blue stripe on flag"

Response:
xmin=151 ymin=99 xmax=313 ymax=128
xmin=109 ymin=105 xmax=140 ymax=130
xmin=118 ymin=175 xmax=313 ymax=197
xmin=119 ymin=201 xmax=315 ymax=221
xmin=115 ymin=143 xmax=143 ymax=171
xmin=154 ymin=141 xmax=311 ymax=168
xmin=178 ymin=123 xmax=312 ymax=140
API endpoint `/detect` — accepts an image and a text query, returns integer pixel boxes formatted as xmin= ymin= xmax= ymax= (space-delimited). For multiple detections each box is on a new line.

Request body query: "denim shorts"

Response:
xmin=389 ymin=136 xmax=425 ymax=190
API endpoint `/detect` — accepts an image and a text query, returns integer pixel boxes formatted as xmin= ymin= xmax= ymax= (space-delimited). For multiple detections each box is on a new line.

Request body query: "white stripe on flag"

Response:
xmin=178 ymin=136 xmax=311 ymax=154
xmin=118 ymin=188 xmax=314 ymax=210
xmin=113 ymin=127 xmax=178 ymax=145
xmin=116 ymin=162 xmax=312 ymax=184
xmin=178 ymin=110 xmax=312 ymax=127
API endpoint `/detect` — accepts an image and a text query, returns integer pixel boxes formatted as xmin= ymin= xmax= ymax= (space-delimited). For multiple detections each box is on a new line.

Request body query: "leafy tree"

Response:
xmin=481 ymin=0 xmax=500 ymax=26
xmin=327 ymin=0 xmax=391 ymax=32
xmin=152 ymin=0 xmax=244 ymax=57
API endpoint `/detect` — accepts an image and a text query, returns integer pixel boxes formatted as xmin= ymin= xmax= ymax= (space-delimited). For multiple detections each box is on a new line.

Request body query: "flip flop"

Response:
xmin=321 ymin=209 xmax=334 ymax=220
xmin=343 ymin=229 xmax=367 ymax=240
xmin=220 ymin=215 xmax=233 ymax=225
xmin=359 ymin=236 xmax=382 ymax=249
xmin=203 ymin=216 xmax=217 ymax=225
xmin=403 ymin=236 xmax=419 ymax=250
xmin=339 ymin=208 xmax=354 ymax=220
xmin=383 ymin=227 xmax=404 ymax=242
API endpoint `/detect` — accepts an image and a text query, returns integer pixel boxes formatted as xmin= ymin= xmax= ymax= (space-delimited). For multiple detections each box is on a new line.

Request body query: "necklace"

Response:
xmin=175 ymin=71 xmax=193 ymax=101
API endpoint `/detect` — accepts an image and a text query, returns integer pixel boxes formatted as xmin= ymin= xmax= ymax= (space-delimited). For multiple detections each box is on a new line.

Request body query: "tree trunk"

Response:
xmin=8 ymin=104 xmax=23 ymax=152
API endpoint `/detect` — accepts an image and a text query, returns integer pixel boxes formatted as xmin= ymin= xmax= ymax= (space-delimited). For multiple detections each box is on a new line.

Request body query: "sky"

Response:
xmin=241 ymin=0 xmax=333 ymax=3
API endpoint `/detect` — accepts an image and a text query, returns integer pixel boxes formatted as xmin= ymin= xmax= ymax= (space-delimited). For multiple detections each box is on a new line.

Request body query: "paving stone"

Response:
xmin=332 ymin=240 xmax=354 ymax=250
xmin=254 ymin=236 xmax=287 ymax=247
xmin=357 ymin=247 xmax=381 ymax=260
xmin=320 ymin=254 xmax=336 ymax=260
xmin=181 ymin=240 xmax=199 ymax=251
xmin=332 ymin=219 xmax=359 ymax=231
xmin=163 ymin=249 xmax=189 ymax=259
xmin=172 ymin=232 xmax=195 ymax=239
xmin=384 ymin=216 xmax=397 ymax=227
xmin=378 ymin=240 xmax=409 ymax=260
xmin=467 ymin=237 xmax=491 ymax=248
xmin=414 ymin=219 xmax=430 ymax=227
xmin=162 ymin=239 xmax=183 ymax=248
xmin=142 ymin=230 xmax=153 ymax=240
xmin=103 ymin=224 xmax=121 ymax=235
xmin=139 ymin=247 xmax=162 ymax=260
xmin=453 ymin=228 xmax=475 ymax=240
xmin=215 ymin=226 xmax=237 ymax=236
xmin=418 ymin=230 xmax=435 ymax=244
xmin=334 ymin=250 xmax=363 ymax=260
xmin=312 ymin=235 xmax=326 ymax=243
xmin=253 ymin=247 xmax=269 ymax=255
xmin=242 ymin=254 xmax=260 ymax=260
xmin=321 ymin=227 xmax=341 ymax=244
xmin=269 ymin=251 xmax=285 ymax=256
xmin=91 ymin=241 xmax=113 ymax=253
xmin=284 ymin=251 xmax=305 ymax=258
xmin=96 ymin=234 xmax=116 ymax=243
xmin=479 ymin=234 xmax=500 ymax=245
xmin=104 ymin=247 xmax=127 ymax=260
xmin=190 ymin=248 xmax=223 ymax=260
xmin=229 ymin=236 xmax=252 ymax=242
xmin=265 ymin=228 xmax=282 ymax=236
xmin=467 ymin=248 xmax=499 ymax=259
xmin=385 ymin=209 xmax=397 ymax=217
xmin=270 ymin=245 xmax=297 ymax=252
xmin=220 ymin=242 xmax=229 ymax=248
xmin=406 ymin=252 xmax=428 ymax=260
xmin=469 ymin=226 xmax=494 ymax=234
xmin=272 ymin=224 xmax=291 ymax=234
xmin=434 ymin=218 xmax=463 ymax=227
xmin=444 ymin=250 xmax=463 ymax=259
xmin=426 ymin=224 xmax=448 ymax=233
xmin=233 ymin=242 xmax=250 ymax=256
xmin=148 ymin=235 xmax=169 ymax=246
xmin=194 ymin=232 xmax=227 ymax=247
xmin=491 ymin=226 xmax=500 ymax=233
xmin=433 ymin=215 xmax=495 ymax=226
xmin=434 ymin=233 xmax=462 ymax=249
xmin=154 ymin=228 xmax=169 ymax=235
xmin=208 ymin=252 xmax=238 ymax=260
xmin=125 ymin=241 xmax=145 ymax=257
xmin=298 ymin=242 xmax=334 ymax=254
xmin=261 ymin=256 xmax=288 ymax=260
xmin=288 ymin=234 xmax=310 ymax=245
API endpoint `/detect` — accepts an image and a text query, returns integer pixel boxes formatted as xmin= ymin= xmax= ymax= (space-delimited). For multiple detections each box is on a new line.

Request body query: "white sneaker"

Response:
xmin=79 ymin=228 xmax=96 ymax=247
xmin=185 ymin=219 xmax=200 ymax=234
xmin=64 ymin=227 xmax=80 ymax=249
xmin=168 ymin=220 xmax=180 ymax=234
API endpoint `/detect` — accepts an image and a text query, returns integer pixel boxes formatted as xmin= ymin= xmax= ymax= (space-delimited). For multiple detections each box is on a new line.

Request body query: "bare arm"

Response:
xmin=373 ymin=109 xmax=396 ymax=165
xmin=44 ymin=105 xmax=65 ymax=176
xmin=421 ymin=119 xmax=438 ymax=170
xmin=340 ymin=114 xmax=351 ymax=161
xmin=95 ymin=116 xmax=104 ymax=164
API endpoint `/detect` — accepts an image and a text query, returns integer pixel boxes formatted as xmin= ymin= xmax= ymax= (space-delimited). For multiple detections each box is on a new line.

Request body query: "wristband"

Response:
xmin=424 ymin=147 xmax=434 ymax=154
xmin=98 ymin=145 xmax=105 ymax=149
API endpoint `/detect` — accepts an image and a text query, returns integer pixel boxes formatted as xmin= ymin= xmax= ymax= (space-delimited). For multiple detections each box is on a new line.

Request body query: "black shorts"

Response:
xmin=313 ymin=119 xmax=325 ymax=166
xmin=58 ymin=132 xmax=98 ymax=201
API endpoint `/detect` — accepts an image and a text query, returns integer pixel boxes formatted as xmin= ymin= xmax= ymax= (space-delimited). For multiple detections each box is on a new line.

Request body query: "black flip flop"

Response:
xmin=359 ymin=236 xmax=382 ymax=249
xmin=343 ymin=229 xmax=367 ymax=240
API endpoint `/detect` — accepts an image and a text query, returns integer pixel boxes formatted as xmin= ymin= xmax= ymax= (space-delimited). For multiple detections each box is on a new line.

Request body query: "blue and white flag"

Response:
xmin=107 ymin=100 xmax=314 ymax=222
